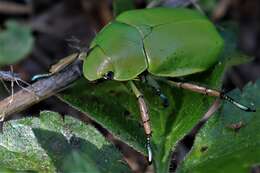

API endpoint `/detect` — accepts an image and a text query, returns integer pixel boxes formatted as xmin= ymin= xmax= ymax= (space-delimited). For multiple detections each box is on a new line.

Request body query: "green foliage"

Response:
xmin=0 ymin=20 xmax=34 ymax=66
xmin=177 ymin=80 xmax=260 ymax=173
xmin=0 ymin=111 xmax=130 ymax=173
xmin=60 ymin=28 xmax=251 ymax=172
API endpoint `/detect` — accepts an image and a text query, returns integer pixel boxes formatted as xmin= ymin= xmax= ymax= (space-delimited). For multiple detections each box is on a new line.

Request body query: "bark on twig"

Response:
xmin=147 ymin=0 xmax=197 ymax=8
xmin=0 ymin=1 xmax=32 ymax=15
xmin=0 ymin=59 xmax=82 ymax=119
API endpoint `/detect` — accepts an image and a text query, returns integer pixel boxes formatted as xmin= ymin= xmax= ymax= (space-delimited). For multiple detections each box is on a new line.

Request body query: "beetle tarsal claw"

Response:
xmin=0 ymin=113 xmax=5 ymax=122
xmin=155 ymin=89 xmax=169 ymax=107
xmin=146 ymin=137 xmax=153 ymax=164
xmin=0 ymin=114 xmax=4 ymax=133
xmin=221 ymin=93 xmax=256 ymax=112
xmin=159 ymin=93 xmax=169 ymax=107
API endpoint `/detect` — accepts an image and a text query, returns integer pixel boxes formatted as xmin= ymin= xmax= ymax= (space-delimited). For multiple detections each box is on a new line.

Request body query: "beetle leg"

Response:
xmin=14 ymin=78 xmax=39 ymax=100
xmin=9 ymin=66 xmax=15 ymax=105
xmin=165 ymin=80 xmax=255 ymax=112
xmin=31 ymin=73 xmax=52 ymax=81
xmin=129 ymin=81 xmax=153 ymax=164
xmin=8 ymin=66 xmax=38 ymax=99
xmin=0 ymin=113 xmax=4 ymax=133
xmin=144 ymin=75 xmax=169 ymax=107
xmin=0 ymin=79 xmax=11 ymax=93
xmin=0 ymin=68 xmax=38 ymax=99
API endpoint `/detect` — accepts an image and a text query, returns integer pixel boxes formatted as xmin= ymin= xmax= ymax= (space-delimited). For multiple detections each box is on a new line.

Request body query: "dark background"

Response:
xmin=1 ymin=0 xmax=260 ymax=172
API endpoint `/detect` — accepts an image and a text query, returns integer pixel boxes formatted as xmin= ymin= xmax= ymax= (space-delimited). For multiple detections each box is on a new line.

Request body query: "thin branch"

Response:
xmin=201 ymin=99 xmax=221 ymax=122
xmin=147 ymin=0 xmax=197 ymax=8
xmin=0 ymin=59 xmax=82 ymax=119
xmin=0 ymin=1 xmax=32 ymax=15
xmin=0 ymin=70 xmax=21 ymax=82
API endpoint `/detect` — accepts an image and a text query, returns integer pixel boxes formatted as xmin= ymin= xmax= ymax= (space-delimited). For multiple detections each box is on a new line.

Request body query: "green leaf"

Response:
xmin=0 ymin=20 xmax=34 ymax=66
xmin=113 ymin=0 xmax=135 ymax=16
xmin=59 ymin=28 xmax=251 ymax=173
xmin=0 ymin=111 xmax=130 ymax=173
xmin=177 ymin=80 xmax=259 ymax=173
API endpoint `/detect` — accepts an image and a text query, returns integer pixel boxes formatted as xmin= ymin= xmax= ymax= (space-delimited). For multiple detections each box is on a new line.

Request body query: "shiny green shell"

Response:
xmin=83 ymin=8 xmax=224 ymax=81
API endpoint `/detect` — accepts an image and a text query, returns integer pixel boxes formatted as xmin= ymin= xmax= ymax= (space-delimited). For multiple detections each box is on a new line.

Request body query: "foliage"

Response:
xmin=177 ymin=80 xmax=260 ymax=173
xmin=0 ymin=111 xmax=130 ymax=173
xmin=0 ymin=3 xmax=257 ymax=173
xmin=0 ymin=20 xmax=34 ymax=66
xmin=59 ymin=28 xmax=251 ymax=172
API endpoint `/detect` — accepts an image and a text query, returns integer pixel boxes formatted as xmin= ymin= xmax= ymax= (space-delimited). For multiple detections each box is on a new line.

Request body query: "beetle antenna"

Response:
xmin=220 ymin=93 xmax=256 ymax=112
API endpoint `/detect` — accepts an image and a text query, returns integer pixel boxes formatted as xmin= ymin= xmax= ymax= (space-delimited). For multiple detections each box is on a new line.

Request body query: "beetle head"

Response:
xmin=83 ymin=46 xmax=114 ymax=81
xmin=104 ymin=71 xmax=114 ymax=80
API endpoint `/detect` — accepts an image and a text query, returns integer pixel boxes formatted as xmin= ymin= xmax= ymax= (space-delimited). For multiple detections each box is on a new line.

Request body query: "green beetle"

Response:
xmin=29 ymin=7 xmax=254 ymax=164
xmin=82 ymin=8 xmax=254 ymax=164
xmin=83 ymin=8 xmax=223 ymax=81
xmin=83 ymin=8 xmax=255 ymax=163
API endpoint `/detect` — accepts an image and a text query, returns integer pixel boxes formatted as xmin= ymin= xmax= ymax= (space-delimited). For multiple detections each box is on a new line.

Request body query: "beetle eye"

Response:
xmin=104 ymin=71 xmax=114 ymax=80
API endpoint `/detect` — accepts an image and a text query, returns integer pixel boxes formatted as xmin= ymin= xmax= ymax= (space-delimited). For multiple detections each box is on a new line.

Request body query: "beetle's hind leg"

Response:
xmin=142 ymin=75 xmax=169 ymax=107
xmin=129 ymin=81 xmax=153 ymax=164
xmin=163 ymin=79 xmax=255 ymax=112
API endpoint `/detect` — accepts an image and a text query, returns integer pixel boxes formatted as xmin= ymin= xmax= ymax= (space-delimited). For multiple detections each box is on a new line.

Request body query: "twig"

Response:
xmin=0 ymin=79 xmax=10 ymax=93
xmin=147 ymin=0 xmax=197 ymax=8
xmin=0 ymin=69 xmax=34 ymax=94
xmin=212 ymin=0 xmax=232 ymax=21
xmin=0 ymin=59 xmax=82 ymax=119
xmin=200 ymin=99 xmax=221 ymax=122
xmin=0 ymin=1 xmax=32 ymax=15
xmin=185 ymin=99 xmax=221 ymax=137
xmin=0 ymin=70 xmax=21 ymax=82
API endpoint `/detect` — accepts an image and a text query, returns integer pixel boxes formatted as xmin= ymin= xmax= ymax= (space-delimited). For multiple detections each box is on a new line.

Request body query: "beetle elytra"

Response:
xmin=84 ymin=8 xmax=225 ymax=81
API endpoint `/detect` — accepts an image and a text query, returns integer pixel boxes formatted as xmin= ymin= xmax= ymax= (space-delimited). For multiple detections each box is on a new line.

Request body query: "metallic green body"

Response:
xmin=83 ymin=8 xmax=224 ymax=81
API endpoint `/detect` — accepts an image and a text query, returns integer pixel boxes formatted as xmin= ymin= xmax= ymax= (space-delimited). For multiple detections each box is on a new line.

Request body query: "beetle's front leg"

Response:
xmin=129 ymin=81 xmax=153 ymax=164
xmin=31 ymin=73 xmax=52 ymax=81
xmin=164 ymin=80 xmax=255 ymax=112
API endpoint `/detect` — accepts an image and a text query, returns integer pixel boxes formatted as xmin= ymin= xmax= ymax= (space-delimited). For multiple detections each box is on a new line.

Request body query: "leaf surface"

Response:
xmin=177 ymin=80 xmax=259 ymax=173
xmin=0 ymin=111 xmax=129 ymax=173
xmin=0 ymin=20 xmax=34 ymax=66
xmin=59 ymin=29 xmax=251 ymax=172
